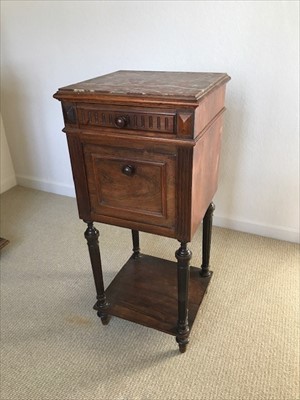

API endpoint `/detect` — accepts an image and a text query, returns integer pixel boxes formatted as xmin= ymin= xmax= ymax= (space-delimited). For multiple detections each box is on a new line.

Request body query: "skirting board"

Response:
xmin=16 ymin=174 xmax=299 ymax=244
xmin=213 ymin=216 xmax=299 ymax=244
xmin=17 ymin=174 xmax=75 ymax=197
xmin=0 ymin=175 xmax=17 ymax=194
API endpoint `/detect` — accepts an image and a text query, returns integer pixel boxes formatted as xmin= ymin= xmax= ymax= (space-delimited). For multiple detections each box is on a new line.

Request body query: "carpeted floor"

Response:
xmin=0 ymin=186 xmax=299 ymax=400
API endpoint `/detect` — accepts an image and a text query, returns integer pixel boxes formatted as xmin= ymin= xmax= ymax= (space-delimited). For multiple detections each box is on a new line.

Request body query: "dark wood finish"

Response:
xmin=190 ymin=110 xmax=224 ymax=239
xmin=99 ymin=254 xmax=211 ymax=335
xmin=194 ymin=84 xmax=226 ymax=138
xmin=175 ymin=243 xmax=192 ymax=353
xmin=62 ymin=102 xmax=77 ymax=126
xmin=54 ymin=70 xmax=230 ymax=352
xmin=0 ymin=237 xmax=9 ymax=250
xmin=84 ymin=222 xmax=109 ymax=324
xmin=131 ymin=230 xmax=140 ymax=259
xmin=66 ymin=133 xmax=91 ymax=221
xmin=176 ymin=110 xmax=194 ymax=138
xmin=176 ymin=147 xmax=193 ymax=242
xmin=83 ymin=142 xmax=176 ymax=231
xmin=77 ymin=103 xmax=176 ymax=134
xmin=200 ymin=203 xmax=215 ymax=277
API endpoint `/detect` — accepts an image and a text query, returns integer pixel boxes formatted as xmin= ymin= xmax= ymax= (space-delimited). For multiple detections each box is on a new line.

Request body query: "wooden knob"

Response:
xmin=115 ymin=116 xmax=128 ymax=128
xmin=122 ymin=165 xmax=135 ymax=176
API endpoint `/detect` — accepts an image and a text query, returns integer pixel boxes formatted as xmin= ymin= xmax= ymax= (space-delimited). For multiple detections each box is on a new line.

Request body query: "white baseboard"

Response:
xmin=16 ymin=174 xmax=76 ymax=197
xmin=214 ymin=215 xmax=299 ymax=244
xmin=15 ymin=174 xmax=299 ymax=244
xmin=0 ymin=175 xmax=17 ymax=194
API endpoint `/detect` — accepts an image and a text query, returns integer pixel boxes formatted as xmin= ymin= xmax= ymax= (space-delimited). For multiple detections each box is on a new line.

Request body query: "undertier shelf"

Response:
xmin=94 ymin=254 xmax=212 ymax=335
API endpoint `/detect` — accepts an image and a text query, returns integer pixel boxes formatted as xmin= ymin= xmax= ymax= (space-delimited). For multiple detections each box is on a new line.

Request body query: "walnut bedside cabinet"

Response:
xmin=54 ymin=71 xmax=230 ymax=353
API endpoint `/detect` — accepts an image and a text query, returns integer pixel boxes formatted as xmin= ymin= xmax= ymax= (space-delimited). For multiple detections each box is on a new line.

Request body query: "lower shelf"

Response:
xmin=94 ymin=254 xmax=212 ymax=336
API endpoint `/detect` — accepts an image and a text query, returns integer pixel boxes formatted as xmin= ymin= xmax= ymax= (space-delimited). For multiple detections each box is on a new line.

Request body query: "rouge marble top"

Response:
xmin=57 ymin=70 xmax=230 ymax=101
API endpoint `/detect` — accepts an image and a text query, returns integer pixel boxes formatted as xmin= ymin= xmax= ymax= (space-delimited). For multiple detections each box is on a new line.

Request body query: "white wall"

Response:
xmin=0 ymin=112 xmax=16 ymax=194
xmin=1 ymin=1 xmax=299 ymax=242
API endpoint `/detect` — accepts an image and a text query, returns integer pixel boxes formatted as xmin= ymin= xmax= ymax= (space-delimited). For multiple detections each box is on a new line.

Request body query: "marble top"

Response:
xmin=59 ymin=70 xmax=230 ymax=101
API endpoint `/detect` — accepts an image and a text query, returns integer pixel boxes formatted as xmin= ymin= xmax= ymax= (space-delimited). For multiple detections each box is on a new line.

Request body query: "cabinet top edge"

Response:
xmin=53 ymin=70 xmax=230 ymax=104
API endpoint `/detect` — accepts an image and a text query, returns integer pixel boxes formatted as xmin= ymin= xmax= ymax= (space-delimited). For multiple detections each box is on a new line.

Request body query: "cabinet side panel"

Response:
xmin=191 ymin=113 xmax=224 ymax=238
xmin=66 ymin=133 xmax=91 ymax=220
xmin=194 ymin=85 xmax=226 ymax=138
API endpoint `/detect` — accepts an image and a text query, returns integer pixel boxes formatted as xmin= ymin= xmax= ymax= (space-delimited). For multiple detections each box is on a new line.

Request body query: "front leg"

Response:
xmin=175 ymin=242 xmax=192 ymax=353
xmin=84 ymin=221 xmax=110 ymax=325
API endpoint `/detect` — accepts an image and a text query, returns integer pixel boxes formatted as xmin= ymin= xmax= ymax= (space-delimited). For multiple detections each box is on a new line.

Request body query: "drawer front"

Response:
xmin=84 ymin=144 xmax=176 ymax=228
xmin=77 ymin=104 xmax=176 ymax=134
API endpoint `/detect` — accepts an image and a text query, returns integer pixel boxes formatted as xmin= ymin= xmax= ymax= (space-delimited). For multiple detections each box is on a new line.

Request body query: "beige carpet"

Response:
xmin=0 ymin=186 xmax=299 ymax=400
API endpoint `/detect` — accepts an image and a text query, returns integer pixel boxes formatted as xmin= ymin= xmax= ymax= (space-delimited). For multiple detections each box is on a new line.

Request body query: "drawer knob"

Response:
xmin=115 ymin=115 xmax=128 ymax=128
xmin=122 ymin=165 xmax=135 ymax=176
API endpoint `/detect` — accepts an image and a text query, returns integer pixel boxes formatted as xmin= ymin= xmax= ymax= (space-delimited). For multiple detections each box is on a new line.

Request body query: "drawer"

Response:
xmin=77 ymin=103 xmax=176 ymax=134
xmin=83 ymin=144 xmax=176 ymax=229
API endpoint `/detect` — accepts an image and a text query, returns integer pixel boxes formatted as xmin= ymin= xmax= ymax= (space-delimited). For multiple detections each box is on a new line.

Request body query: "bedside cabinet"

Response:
xmin=54 ymin=70 xmax=230 ymax=353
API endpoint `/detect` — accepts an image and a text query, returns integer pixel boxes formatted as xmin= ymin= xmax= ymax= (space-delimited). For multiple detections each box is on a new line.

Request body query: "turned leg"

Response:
xmin=200 ymin=202 xmax=215 ymax=277
xmin=175 ymin=242 xmax=192 ymax=353
xmin=131 ymin=230 xmax=141 ymax=259
xmin=84 ymin=221 xmax=110 ymax=325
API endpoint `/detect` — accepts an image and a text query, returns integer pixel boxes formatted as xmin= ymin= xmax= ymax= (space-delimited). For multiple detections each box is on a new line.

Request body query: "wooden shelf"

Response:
xmin=95 ymin=254 xmax=212 ymax=336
